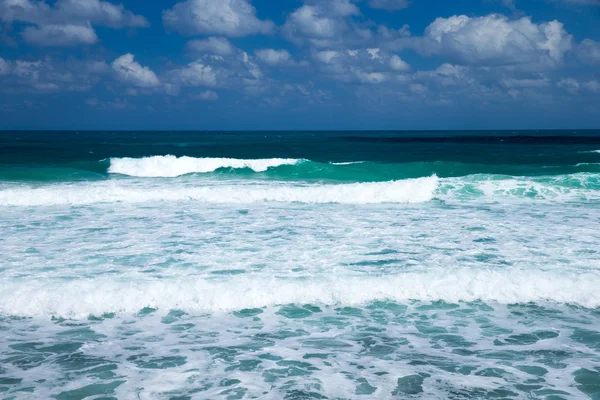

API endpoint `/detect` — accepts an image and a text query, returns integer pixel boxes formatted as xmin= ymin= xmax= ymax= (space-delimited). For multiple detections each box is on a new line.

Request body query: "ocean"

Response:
xmin=1 ymin=131 xmax=600 ymax=399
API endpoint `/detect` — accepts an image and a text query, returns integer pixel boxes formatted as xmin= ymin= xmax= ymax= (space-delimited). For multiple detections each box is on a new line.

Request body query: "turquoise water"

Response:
xmin=1 ymin=131 xmax=600 ymax=399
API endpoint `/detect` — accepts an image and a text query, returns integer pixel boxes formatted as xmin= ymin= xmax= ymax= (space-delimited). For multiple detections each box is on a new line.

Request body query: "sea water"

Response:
xmin=0 ymin=131 xmax=600 ymax=399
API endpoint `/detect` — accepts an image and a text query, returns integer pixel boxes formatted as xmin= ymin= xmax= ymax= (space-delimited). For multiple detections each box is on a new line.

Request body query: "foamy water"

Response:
xmin=2 ymin=148 xmax=600 ymax=399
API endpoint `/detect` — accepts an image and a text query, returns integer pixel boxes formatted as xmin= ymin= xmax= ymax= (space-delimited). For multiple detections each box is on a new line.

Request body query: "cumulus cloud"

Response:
xmin=0 ymin=57 xmax=107 ymax=93
xmin=418 ymin=14 xmax=573 ymax=68
xmin=192 ymin=90 xmax=219 ymax=101
xmin=0 ymin=57 xmax=10 ymax=75
xmin=163 ymin=0 xmax=274 ymax=37
xmin=21 ymin=24 xmax=98 ymax=46
xmin=168 ymin=61 xmax=218 ymax=87
xmin=282 ymin=0 xmax=360 ymax=47
xmin=111 ymin=54 xmax=160 ymax=88
xmin=255 ymin=49 xmax=293 ymax=66
xmin=389 ymin=54 xmax=410 ymax=71
xmin=166 ymin=51 xmax=267 ymax=97
xmin=583 ymin=80 xmax=600 ymax=92
xmin=0 ymin=0 xmax=148 ymax=46
xmin=55 ymin=0 xmax=149 ymax=28
xmin=416 ymin=63 xmax=474 ymax=87
xmin=0 ymin=0 xmax=148 ymax=27
xmin=311 ymin=47 xmax=411 ymax=84
xmin=187 ymin=37 xmax=235 ymax=56
xmin=500 ymin=78 xmax=550 ymax=88
xmin=578 ymin=39 xmax=600 ymax=64
xmin=369 ymin=0 xmax=411 ymax=10
xmin=558 ymin=78 xmax=600 ymax=93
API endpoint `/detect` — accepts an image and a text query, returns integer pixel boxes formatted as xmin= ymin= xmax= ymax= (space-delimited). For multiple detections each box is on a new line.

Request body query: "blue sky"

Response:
xmin=0 ymin=0 xmax=599 ymax=130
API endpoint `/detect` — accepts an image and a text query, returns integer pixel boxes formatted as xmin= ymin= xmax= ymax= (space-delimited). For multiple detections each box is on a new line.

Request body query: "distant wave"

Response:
xmin=109 ymin=156 xmax=302 ymax=177
xmin=0 ymin=176 xmax=439 ymax=206
xmin=329 ymin=161 xmax=366 ymax=166
xmin=2 ymin=268 xmax=600 ymax=317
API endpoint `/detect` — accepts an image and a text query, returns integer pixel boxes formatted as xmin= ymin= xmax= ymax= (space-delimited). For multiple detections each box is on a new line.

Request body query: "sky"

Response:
xmin=0 ymin=0 xmax=599 ymax=130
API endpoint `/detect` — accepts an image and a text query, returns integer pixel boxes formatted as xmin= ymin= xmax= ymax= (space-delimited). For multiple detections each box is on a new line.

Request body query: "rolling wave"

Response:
xmin=0 ymin=176 xmax=439 ymax=206
xmin=2 ymin=268 xmax=600 ymax=317
xmin=1 ymin=173 xmax=600 ymax=206
xmin=108 ymin=156 xmax=302 ymax=177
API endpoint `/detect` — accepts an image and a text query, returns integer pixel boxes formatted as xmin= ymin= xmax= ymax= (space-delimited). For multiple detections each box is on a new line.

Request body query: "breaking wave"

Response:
xmin=2 ymin=268 xmax=600 ymax=317
xmin=108 ymin=156 xmax=302 ymax=177
xmin=0 ymin=176 xmax=439 ymax=206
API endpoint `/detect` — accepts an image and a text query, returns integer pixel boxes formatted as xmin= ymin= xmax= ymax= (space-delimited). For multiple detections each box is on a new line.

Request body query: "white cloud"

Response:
xmin=409 ymin=83 xmax=427 ymax=94
xmin=557 ymin=78 xmax=580 ymax=93
xmin=354 ymin=70 xmax=387 ymax=83
xmin=420 ymin=14 xmax=573 ymax=68
xmin=559 ymin=78 xmax=600 ymax=93
xmin=21 ymin=24 xmax=97 ymax=46
xmin=165 ymin=51 xmax=269 ymax=97
xmin=0 ymin=57 xmax=106 ymax=93
xmin=55 ymin=0 xmax=149 ymax=28
xmin=111 ymin=53 xmax=160 ymax=88
xmin=500 ymin=78 xmax=549 ymax=88
xmin=86 ymin=60 xmax=110 ymax=74
xmin=163 ymin=0 xmax=274 ymax=37
xmin=285 ymin=6 xmax=341 ymax=39
xmin=583 ymin=80 xmax=600 ymax=92
xmin=578 ymin=39 xmax=600 ymax=64
xmin=369 ymin=0 xmax=411 ymax=10
xmin=366 ymin=48 xmax=381 ymax=60
xmin=314 ymin=50 xmax=339 ymax=64
xmin=327 ymin=0 xmax=361 ymax=16
xmin=312 ymin=48 xmax=407 ymax=84
xmin=192 ymin=90 xmax=219 ymax=101
xmin=255 ymin=49 xmax=292 ymax=66
xmin=282 ymin=0 xmax=359 ymax=47
xmin=169 ymin=61 xmax=218 ymax=87
xmin=418 ymin=63 xmax=473 ymax=87
xmin=0 ymin=0 xmax=148 ymax=46
xmin=187 ymin=37 xmax=235 ymax=56
xmin=0 ymin=57 xmax=10 ymax=75
xmin=389 ymin=54 xmax=410 ymax=71
xmin=0 ymin=0 xmax=148 ymax=27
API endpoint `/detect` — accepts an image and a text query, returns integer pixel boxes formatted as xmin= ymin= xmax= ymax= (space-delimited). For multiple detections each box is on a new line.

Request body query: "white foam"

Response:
xmin=3 ymin=269 xmax=600 ymax=317
xmin=108 ymin=156 xmax=301 ymax=177
xmin=439 ymin=173 xmax=600 ymax=202
xmin=0 ymin=176 xmax=439 ymax=206
xmin=330 ymin=161 xmax=365 ymax=165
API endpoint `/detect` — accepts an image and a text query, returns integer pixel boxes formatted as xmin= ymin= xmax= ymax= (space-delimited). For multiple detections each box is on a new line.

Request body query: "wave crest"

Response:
xmin=109 ymin=156 xmax=302 ymax=177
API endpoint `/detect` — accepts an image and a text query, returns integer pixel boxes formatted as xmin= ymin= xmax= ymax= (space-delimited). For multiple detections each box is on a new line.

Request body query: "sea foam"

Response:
xmin=109 ymin=156 xmax=301 ymax=177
